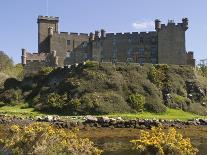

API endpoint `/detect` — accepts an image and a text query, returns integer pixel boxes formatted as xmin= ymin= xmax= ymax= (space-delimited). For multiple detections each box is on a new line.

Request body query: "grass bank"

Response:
xmin=0 ymin=105 xmax=206 ymax=121
xmin=105 ymin=108 xmax=207 ymax=121
xmin=0 ymin=104 xmax=45 ymax=117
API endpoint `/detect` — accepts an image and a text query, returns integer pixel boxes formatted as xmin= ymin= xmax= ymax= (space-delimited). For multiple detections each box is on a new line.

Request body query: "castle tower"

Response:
xmin=21 ymin=48 xmax=27 ymax=65
xmin=37 ymin=16 xmax=59 ymax=53
xmin=156 ymin=18 xmax=188 ymax=65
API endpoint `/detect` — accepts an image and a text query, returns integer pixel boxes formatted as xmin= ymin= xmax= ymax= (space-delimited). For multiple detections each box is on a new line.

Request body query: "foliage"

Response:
xmin=36 ymin=93 xmax=68 ymax=111
xmin=0 ymin=51 xmax=13 ymax=71
xmin=4 ymin=78 xmax=21 ymax=90
xmin=0 ymin=123 xmax=102 ymax=155
xmin=199 ymin=66 xmax=207 ymax=78
xmin=39 ymin=67 xmax=54 ymax=75
xmin=148 ymin=64 xmax=169 ymax=90
xmin=128 ymin=93 xmax=145 ymax=112
xmin=130 ymin=127 xmax=198 ymax=155
xmin=85 ymin=60 xmax=99 ymax=68
xmin=0 ymin=89 xmax=22 ymax=105
xmin=145 ymin=97 xmax=167 ymax=113
xmin=171 ymin=94 xmax=191 ymax=110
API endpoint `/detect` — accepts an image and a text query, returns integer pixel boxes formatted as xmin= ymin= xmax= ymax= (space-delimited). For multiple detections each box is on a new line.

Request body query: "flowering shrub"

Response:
xmin=0 ymin=123 xmax=102 ymax=155
xmin=130 ymin=127 xmax=198 ymax=155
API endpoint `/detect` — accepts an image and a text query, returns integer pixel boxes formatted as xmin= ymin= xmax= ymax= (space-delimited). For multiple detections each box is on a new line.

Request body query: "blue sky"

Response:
xmin=0 ymin=0 xmax=206 ymax=64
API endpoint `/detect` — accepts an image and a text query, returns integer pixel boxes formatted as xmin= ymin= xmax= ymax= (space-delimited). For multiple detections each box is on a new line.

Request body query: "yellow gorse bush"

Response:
xmin=130 ymin=127 xmax=198 ymax=155
xmin=1 ymin=123 xmax=102 ymax=155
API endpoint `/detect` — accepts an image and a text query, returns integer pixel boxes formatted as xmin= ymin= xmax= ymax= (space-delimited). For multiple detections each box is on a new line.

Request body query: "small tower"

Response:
xmin=101 ymin=29 xmax=106 ymax=38
xmin=48 ymin=27 xmax=54 ymax=37
xmin=155 ymin=19 xmax=161 ymax=31
xmin=37 ymin=16 xmax=59 ymax=53
xmin=94 ymin=30 xmax=100 ymax=40
xmin=89 ymin=32 xmax=94 ymax=41
xmin=182 ymin=18 xmax=188 ymax=31
xmin=21 ymin=48 xmax=27 ymax=65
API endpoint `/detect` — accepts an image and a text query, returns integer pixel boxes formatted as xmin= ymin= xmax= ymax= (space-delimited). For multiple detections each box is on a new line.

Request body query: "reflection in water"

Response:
xmin=94 ymin=137 xmax=207 ymax=155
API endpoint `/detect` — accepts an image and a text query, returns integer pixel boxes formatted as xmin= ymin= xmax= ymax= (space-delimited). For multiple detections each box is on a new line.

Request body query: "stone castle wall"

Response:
xmin=22 ymin=16 xmax=195 ymax=75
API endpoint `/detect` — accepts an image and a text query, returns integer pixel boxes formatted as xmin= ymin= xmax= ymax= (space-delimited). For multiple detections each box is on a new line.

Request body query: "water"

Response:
xmin=93 ymin=137 xmax=207 ymax=155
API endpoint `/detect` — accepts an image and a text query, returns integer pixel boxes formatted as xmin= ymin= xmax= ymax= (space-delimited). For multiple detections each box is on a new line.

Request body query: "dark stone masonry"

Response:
xmin=21 ymin=16 xmax=195 ymax=75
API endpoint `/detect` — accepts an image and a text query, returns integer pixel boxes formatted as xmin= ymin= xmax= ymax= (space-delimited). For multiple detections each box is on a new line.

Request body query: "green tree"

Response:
xmin=0 ymin=51 xmax=13 ymax=71
xmin=128 ymin=93 xmax=145 ymax=112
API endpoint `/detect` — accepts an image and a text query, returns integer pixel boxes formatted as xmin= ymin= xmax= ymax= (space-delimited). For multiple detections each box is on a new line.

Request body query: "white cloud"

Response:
xmin=132 ymin=21 xmax=154 ymax=30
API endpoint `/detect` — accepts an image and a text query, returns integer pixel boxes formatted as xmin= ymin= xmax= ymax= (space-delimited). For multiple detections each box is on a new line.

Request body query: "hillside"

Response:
xmin=0 ymin=62 xmax=207 ymax=115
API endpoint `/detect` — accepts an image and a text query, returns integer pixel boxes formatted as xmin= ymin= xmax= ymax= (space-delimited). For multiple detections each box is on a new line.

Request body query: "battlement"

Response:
xmin=58 ymin=32 xmax=89 ymax=37
xmin=37 ymin=15 xmax=59 ymax=22
xmin=156 ymin=18 xmax=188 ymax=31
xmin=105 ymin=31 xmax=156 ymax=39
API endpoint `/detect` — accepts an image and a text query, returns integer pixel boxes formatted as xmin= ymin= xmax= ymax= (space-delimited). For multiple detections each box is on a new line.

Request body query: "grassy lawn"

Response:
xmin=0 ymin=105 xmax=206 ymax=121
xmin=106 ymin=108 xmax=207 ymax=121
xmin=0 ymin=104 xmax=45 ymax=117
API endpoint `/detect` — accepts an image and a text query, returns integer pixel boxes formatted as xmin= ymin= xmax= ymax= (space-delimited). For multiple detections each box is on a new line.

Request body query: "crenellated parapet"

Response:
xmin=37 ymin=15 xmax=59 ymax=23
xmin=155 ymin=18 xmax=189 ymax=31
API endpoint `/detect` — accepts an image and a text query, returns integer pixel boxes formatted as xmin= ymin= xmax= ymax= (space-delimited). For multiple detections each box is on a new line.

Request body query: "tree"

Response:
xmin=0 ymin=51 xmax=13 ymax=71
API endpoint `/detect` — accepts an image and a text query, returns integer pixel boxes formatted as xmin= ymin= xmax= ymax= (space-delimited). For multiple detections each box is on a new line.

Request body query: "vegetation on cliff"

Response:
xmin=0 ymin=61 xmax=207 ymax=115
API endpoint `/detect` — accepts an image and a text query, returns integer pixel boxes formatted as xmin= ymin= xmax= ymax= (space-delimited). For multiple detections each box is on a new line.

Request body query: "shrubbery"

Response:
xmin=148 ymin=64 xmax=169 ymax=90
xmin=128 ymin=93 xmax=145 ymax=112
xmin=0 ymin=123 xmax=102 ymax=155
xmin=39 ymin=67 xmax=54 ymax=75
xmin=131 ymin=127 xmax=198 ymax=155
xmin=145 ymin=97 xmax=167 ymax=113
xmin=0 ymin=89 xmax=22 ymax=105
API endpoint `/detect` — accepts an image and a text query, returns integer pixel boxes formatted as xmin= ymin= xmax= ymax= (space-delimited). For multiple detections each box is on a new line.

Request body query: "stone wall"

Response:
xmin=157 ymin=20 xmax=188 ymax=65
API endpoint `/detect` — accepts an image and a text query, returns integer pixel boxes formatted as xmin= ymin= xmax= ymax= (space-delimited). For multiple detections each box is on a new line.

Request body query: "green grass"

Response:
xmin=106 ymin=108 xmax=207 ymax=121
xmin=0 ymin=105 xmax=206 ymax=121
xmin=0 ymin=104 xmax=45 ymax=117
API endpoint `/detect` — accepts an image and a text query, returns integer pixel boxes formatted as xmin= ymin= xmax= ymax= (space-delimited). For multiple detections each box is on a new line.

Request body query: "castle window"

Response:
xmin=112 ymin=47 xmax=117 ymax=59
xmin=112 ymin=39 xmax=116 ymax=46
xmin=140 ymin=37 xmax=144 ymax=43
xmin=151 ymin=47 xmax=157 ymax=58
xmin=67 ymin=40 xmax=70 ymax=46
xmin=139 ymin=58 xmax=145 ymax=64
xmin=151 ymin=37 xmax=156 ymax=44
xmin=66 ymin=51 xmax=71 ymax=57
xmin=151 ymin=58 xmax=157 ymax=64
xmin=127 ymin=48 xmax=132 ymax=58
xmin=139 ymin=48 xmax=145 ymax=57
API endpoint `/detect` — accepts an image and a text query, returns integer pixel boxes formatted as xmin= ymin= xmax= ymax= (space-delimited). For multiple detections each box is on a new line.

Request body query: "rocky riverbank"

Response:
xmin=0 ymin=114 xmax=207 ymax=129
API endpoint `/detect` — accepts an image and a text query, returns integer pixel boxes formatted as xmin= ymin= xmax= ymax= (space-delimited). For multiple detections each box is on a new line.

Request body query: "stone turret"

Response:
xmin=37 ymin=16 xmax=59 ymax=53
xmin=21 ymin=48 xmax=27 ymax=65
xmin=182 ymin=18 xmax=188 ymax=31
xmin=155 ymin=19 xmax=161 ymax=31
xmin=48 ymin=27 xmax=54 ymax=37
xmin=101 ymin=29 xmax=106 ymax=38
xmin=89 ymin=32 xmax=94 ymax=41
xmin=95 ymin=31 xmax=100 ymax=40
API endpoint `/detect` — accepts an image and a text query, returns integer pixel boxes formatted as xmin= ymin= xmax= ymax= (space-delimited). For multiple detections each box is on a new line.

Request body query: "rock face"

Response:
xmin=186 ymin=81 xmax=206 ymax=101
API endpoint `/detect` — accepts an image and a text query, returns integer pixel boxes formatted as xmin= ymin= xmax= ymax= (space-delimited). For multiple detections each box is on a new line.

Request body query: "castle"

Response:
xmin=21 ymin=16 xmax=195 ymax=75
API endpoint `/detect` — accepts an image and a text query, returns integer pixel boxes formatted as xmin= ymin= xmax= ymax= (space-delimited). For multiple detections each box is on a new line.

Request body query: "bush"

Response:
xmin=80 ymin=92 xmax=131 ymax=114
xmin=128 ymin=93 xmax=145 ymax=112
xmin=34 ymin=93 xmax=68 ymax=112
xmin=145 ymin=97 xmax=167 ymax=113
xmin=171 ymin=94 xmax=191 ymax=110
xmin=85 ymin=61 xmax=99 ymax=68
xmin=130 ymin=127 xmax=198 ymax=155
xmin=0 ymin=89 xmax=22 ymax=105
xmin=4 ymin=78 xmax=21 ymax=90
xmin=39 ymin=67 xmax=54 ymax=75
xmin=0 ymin=123 xmax=102 ymax=155
xmin=148 ymin=64 xmax=169 ymax=90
